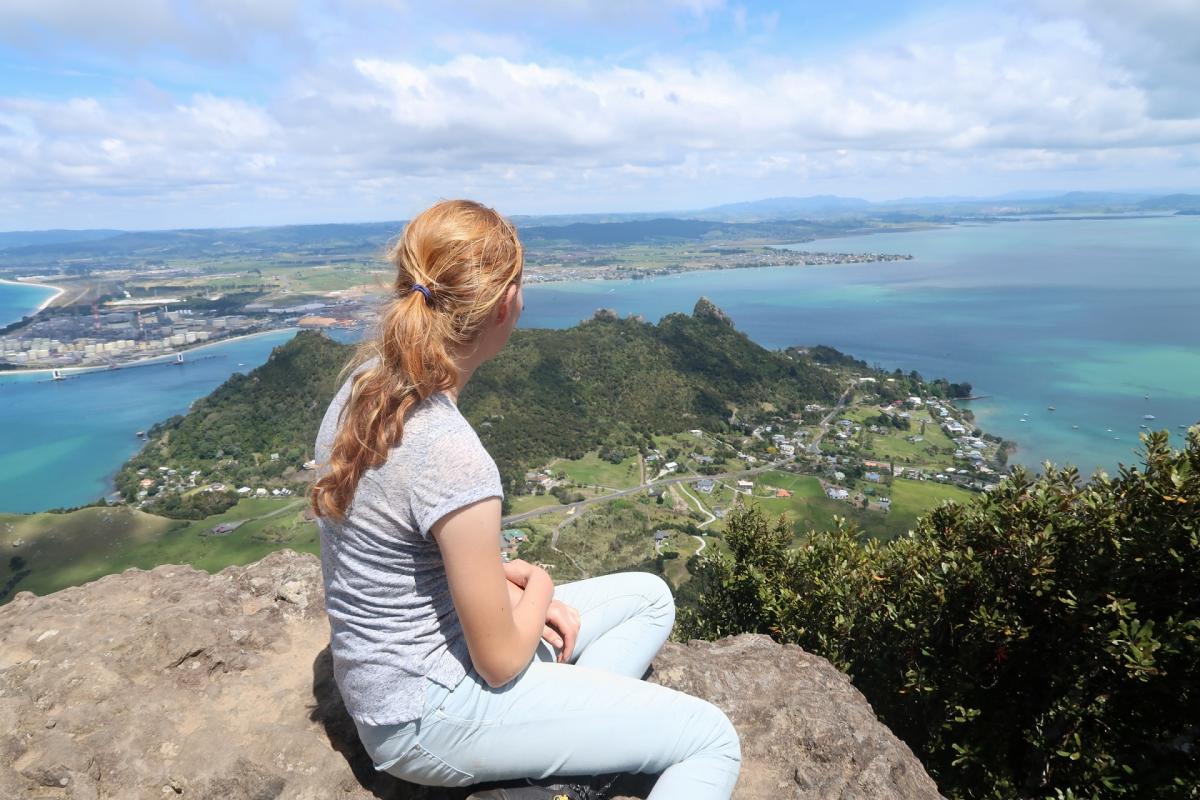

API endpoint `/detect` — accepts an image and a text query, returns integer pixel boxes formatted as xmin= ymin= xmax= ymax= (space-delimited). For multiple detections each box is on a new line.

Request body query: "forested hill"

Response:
xmin=115 ymin=299 xmax=843 ymax=510
xmin=465 ymin=298 xmax=842 ymax=489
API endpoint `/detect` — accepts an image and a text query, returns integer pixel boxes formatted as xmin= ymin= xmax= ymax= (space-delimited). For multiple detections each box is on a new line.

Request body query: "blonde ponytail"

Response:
xmin=311 ymin=200 xmax=523 ymax=520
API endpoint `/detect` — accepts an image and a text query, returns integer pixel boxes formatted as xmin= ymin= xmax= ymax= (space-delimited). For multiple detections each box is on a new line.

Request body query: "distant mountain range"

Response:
xmin=2 ymin=191 xmax=1197 ymax=267
xmin=682 ymin=191 xmax=1200 ymax=222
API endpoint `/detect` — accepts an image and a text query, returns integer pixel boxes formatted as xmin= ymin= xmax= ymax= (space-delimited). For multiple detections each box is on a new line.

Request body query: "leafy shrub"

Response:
xmin=682 ymin=430 xmax=1200 ymax=799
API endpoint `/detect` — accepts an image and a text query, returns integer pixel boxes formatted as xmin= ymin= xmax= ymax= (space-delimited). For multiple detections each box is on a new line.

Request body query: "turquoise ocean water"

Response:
xmin=0 ymin=331 xmax=306 ymax=512
xmin=518 ymin=216 xmax=1200 ymax=477
xmin=1 ymin=216 xmax=1198 ymax=512
xmin=0 ymin=280 xmax=57 ymax=326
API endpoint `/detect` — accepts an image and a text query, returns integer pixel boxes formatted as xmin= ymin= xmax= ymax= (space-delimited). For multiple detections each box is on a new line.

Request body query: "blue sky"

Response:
xmin=1 ymin=0 xmax=1198 ymax=230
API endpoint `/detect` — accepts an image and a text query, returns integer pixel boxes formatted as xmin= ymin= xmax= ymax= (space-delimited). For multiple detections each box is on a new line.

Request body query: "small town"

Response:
xmin=0 ymin=287 xmax=376 ymax=370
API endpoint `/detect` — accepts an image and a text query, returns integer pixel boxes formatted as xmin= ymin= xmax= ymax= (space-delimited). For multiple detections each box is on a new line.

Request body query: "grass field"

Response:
xmin=868 ymin=423 xmax=956 ymax=463
xmin=740 ymin=469 xmax=975 ymax=543
xmin=266 ymin=264 xmax=390 ymax=293
xmin=885 ymin=478 xmax=975 ymax=533
xmin=748 ymin=474 xmax=868 ymax=539
xmin=556 ymin=451 xmax=642 ymax=489
xmin=1 ymin=497 xmax=317 ymax=603
xmin=507 ymin=494 xmax=564 ymax=515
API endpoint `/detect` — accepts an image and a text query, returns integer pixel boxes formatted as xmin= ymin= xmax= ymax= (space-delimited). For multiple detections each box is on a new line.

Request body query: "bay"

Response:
xmin=518 ymin=216 xmax=1200 ymax=477
xmin=0 ymin=280 xmax=59 ymax=327
xmin=0 ymin=331 xmax=304 ymax=513
xmin=1 ymin=215 xmax=1197 ymax=513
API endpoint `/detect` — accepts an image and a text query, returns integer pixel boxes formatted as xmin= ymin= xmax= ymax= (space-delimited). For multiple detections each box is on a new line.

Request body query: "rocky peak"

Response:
xmin=692 ymin=296 xmax=734 ymax=325
xmin=0 ymin=551 xmax=942 ymax=799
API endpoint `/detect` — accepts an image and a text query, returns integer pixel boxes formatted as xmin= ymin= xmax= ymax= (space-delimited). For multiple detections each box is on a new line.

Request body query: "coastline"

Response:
xmin=0 ymin=327 xmax=300 ymax=379
xmin=0 ymin=277 xmax=67 ymax=313
xmin=525 ymin=243 xmax=923 ymax=285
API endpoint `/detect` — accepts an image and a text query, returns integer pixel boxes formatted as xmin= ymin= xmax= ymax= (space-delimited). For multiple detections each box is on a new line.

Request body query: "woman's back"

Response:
xmin=315 ymin=366 xmax=503 ymax=726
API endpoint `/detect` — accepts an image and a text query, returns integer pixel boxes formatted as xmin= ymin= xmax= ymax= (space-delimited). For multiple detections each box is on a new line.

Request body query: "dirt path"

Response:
xmin=548 ymin=511 xmax=590 ymax=578
xmin=258 ymin=499 xmax=305 ymax=519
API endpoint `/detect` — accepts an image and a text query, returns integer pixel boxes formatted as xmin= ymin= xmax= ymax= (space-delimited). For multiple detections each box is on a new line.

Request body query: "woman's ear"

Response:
xmin=495 ymin=282 xmax=519 ymax=325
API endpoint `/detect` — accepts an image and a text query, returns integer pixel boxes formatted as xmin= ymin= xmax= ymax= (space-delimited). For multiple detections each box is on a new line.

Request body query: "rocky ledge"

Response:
xmin=0 ymin=550 xmax=942 ymax=799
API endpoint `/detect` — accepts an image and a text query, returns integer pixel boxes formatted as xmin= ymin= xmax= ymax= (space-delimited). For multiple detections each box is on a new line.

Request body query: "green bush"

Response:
xmin=681 ymin=430 xmax=1200 ymax=799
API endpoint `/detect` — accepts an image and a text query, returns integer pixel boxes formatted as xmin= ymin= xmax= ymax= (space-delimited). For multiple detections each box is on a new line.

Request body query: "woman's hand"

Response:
xmin=543 ymin=598 xmax=581 ymax=663
xmin=503 ymin=563 xmax=580 ymax=663
xmin=434 ymin=500 xmax=554 ymax=688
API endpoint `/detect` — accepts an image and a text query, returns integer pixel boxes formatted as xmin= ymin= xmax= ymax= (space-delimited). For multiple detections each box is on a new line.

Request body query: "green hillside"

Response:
xmin=0 ymin=498 xmax=317 ymax=602
xmin=467 ymin=298 xmax=842 ymax=492
xmin=117 ymin=298 xmax=843 ymax=514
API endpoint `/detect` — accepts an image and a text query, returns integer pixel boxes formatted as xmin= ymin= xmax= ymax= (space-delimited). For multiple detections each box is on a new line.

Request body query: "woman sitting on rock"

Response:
xmin=309 ymin=199 xmax=741 ymax=800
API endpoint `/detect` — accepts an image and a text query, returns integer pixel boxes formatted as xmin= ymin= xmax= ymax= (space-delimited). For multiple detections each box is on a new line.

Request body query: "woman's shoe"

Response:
xmin=468 ymin=773 xmax=618 ymax=800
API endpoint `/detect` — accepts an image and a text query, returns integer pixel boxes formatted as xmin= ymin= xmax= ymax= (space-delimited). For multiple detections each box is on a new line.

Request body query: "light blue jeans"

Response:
xmin=354 ymin=572 xmax=741 ymax=799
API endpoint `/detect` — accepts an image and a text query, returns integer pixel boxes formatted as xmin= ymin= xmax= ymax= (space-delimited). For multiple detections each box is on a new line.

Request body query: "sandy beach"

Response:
xmin=0 ymin=327 xmax=299 ymax=379
xmin=0 ymin=277 xmax=67 ymax=313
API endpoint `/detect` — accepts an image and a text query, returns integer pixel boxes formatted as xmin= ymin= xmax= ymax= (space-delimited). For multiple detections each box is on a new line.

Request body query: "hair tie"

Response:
xmin=410 ymin=283 xmax=432 ymax=304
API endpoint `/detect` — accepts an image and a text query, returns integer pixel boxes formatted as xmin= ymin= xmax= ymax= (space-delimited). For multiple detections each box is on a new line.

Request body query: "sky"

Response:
xmin=1 ymin=0 xmax=1199 ymax=230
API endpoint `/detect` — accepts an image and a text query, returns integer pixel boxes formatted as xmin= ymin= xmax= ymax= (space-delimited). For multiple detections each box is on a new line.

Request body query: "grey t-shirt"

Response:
xmin=314 ymin=371 xmax=503 ymax=725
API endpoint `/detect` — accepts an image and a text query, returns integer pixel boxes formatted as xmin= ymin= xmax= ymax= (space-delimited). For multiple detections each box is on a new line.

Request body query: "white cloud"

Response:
xmin=1028 ymin=0 xmax=1200 ymax=119
xmin=2 ymin=4 xmax=1200 ymax=227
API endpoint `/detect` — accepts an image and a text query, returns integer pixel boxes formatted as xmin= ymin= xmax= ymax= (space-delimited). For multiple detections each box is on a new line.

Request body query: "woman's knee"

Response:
xmin=632 ymin=572 xmax=676 ymax=626
xmin=699 ymin=700 xmax=741 ymax=764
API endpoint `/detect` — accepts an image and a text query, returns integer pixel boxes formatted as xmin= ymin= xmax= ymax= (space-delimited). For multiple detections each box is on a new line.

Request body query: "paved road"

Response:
xmin=810 ymin=385 xmax=854 ymax=450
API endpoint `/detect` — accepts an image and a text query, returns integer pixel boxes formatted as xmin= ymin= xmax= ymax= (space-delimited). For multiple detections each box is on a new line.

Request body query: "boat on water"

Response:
xmin=1047 ymin=405 xmax=1056 ymax=411
xmin=1072 ymin=425 xmax=1080 ymax=429
xmin=1144 ymin=414 xmax=1156 ymax=420
xmin=50 ymin=369 xmax=64 ymax=381
xmin=136 ymin=430 xmax=146 ymax=438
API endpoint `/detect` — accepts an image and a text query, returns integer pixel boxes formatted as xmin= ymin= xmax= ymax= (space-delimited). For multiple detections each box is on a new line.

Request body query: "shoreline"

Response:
xmin=0 ymin=277 xmax=67 ymax=313
xmin=524 ymin=252 xmax=918 ymax=287
xmin=0 ymin=327 xmax=300 ymax=379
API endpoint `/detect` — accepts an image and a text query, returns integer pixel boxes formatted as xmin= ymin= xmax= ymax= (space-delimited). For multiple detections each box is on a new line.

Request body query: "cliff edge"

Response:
xmin=0 ymin=551 xmax=942 ymax=799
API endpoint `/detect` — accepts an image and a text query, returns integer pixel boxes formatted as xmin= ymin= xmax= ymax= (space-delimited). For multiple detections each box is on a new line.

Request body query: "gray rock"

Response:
xmin=0 ymin=551 xmax=941 ymax=799
xmin=626 ymin=635 xmax=943 ymax=799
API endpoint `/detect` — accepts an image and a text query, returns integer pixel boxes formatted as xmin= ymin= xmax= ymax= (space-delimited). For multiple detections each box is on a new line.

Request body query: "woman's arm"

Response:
xmin=432 ymin=497 xmax=553 ymax=687
xmin=504 ymin=565 xmax=581 ymax=663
